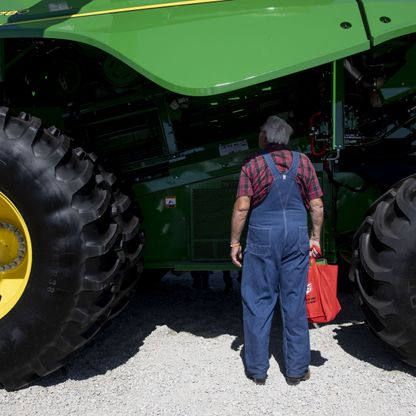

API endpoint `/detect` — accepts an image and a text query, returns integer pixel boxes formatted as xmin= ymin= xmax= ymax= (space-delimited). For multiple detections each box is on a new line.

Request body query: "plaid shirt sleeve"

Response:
xmin=236 ymin=164 xmax=253 ymax=198
xmin=301 ymin=154 xmax=323 ymax=201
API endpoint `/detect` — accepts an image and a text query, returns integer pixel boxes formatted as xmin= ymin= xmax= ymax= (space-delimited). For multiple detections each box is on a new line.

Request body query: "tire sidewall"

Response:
xmin=0 ymin=133 xmax=86 ymax=363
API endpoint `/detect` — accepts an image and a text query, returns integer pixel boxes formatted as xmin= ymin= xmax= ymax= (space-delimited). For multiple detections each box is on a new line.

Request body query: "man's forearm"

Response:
xmin=309 ymin=198 xmax=324 ymax=242
xmin=231 ymin=210 xmax=248 ymax=243
xmin=231 ymin=197 xmax=250 ymax=243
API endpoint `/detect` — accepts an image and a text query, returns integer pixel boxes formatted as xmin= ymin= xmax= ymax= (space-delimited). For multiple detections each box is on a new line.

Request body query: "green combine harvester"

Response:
xmin=0 ymin=0 xmax=415 ymax=390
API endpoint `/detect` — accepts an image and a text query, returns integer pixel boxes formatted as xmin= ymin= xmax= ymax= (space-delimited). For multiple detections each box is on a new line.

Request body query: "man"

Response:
xmin=230 ymin=115 xmax=324 ymax=386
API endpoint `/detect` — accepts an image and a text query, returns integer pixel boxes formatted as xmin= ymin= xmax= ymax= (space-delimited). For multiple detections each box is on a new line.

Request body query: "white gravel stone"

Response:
xmin=1 ymin=271 xmax=415 ymax=416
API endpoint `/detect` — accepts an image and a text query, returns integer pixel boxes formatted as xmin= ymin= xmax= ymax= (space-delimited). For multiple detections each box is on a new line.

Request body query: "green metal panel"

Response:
xmin=332 ymin=60 xmax=345 ymax=150
xmin=190 ymin=177 xmax=239 ymax=261
xmin=134 ymin=133 xmax=258 ymax=269
xmin=137 ymin=173 xmax=243 ymax=270
xmin=381 ymin=43 xmax=416 ymax=103
xmin=0 ymin=1 xmax=369 ymax=96
xmin=319 ymin=166 xmax=337 ymax=264
xmin=359 ymin=0 xmax=416 ymax=46
xmin=139 ymin=185 xmax=191 ymax=266
xmin=334 ymin=172 xmax=380 ymax=235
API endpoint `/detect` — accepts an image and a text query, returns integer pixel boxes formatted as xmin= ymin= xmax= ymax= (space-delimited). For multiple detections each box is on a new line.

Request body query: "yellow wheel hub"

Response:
xmin=0 ymin=192 xmax=32 ymax=319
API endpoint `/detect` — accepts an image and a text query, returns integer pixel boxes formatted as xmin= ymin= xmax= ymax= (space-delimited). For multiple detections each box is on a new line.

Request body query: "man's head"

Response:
xmin=259 ymin=115 xmax=293 ymax=149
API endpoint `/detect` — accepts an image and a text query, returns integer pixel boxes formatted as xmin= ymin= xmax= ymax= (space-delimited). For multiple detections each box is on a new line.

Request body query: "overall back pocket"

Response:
xmin=246 ymin=225 xmax=271 ymax=256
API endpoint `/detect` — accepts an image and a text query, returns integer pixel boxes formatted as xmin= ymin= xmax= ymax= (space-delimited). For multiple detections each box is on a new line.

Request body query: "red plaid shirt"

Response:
xmin=236 ymin=144 xmax=323 ymax=209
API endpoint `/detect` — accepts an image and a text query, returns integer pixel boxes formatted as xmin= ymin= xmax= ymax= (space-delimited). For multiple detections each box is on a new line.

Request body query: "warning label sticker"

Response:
xmin=165 ymin=196 xmax=177 ymax=208
xmin=219 ymin=140 xmax=249 ymax=156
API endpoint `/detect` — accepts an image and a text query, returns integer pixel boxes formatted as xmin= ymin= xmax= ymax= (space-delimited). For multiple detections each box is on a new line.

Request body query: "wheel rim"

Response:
xmin=0 ymin=192 xmax=32 ymax=319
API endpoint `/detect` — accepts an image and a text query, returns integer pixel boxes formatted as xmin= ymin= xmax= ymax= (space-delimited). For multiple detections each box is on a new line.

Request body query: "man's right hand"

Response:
xmin=231 ymin=245 xmax=243 ymax=268
xmin=309 ymin=239 xmax=321 ymax=258
xmin=309 ymin=197 xmax=323 ymax=258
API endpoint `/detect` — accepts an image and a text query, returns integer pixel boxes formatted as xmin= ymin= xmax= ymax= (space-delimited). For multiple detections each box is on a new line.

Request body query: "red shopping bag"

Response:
xmin=306 ymin=258 xmax=341 ymax=323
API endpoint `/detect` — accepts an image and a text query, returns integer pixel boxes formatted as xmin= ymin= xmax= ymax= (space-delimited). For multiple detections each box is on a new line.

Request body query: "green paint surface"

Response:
xmin=0 ymin=0 xmax=369 ymax=96
xmin=360 ymin=0 xmax=416 ymax=46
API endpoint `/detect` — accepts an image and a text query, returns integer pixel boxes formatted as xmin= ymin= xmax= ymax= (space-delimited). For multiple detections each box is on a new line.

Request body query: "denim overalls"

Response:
xmin=241 ymin=151 xmax=310 ymax=379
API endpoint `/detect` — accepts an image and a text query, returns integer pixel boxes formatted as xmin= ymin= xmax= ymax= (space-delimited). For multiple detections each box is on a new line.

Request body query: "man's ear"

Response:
xmin=260 ymin=135 xmax=268 ymax=148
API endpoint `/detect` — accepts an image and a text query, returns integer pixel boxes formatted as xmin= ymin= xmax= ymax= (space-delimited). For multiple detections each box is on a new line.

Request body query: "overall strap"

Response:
xmin=286 ymin=151 xmax=300 ymax=178
xmin=262 ymin=152 xmax=281 ymax=180
xmin=262 ymin=151 xmax=300 ymax=180
xmin=262 ymin=151 xmax=301 ymax=210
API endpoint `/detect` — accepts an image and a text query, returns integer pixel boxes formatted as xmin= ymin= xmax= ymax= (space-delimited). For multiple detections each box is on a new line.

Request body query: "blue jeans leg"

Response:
xmin=279 ymin=251 xmax=310 ymax=377
xmin=241 ymin=252 xmax=279 ymax=378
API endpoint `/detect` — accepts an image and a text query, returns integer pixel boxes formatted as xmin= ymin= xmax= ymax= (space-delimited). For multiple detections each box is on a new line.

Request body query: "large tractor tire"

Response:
xmin=0 ymin=108 xmax=143 ymax=390
xmin=350 ymin=175 xmax=416 ymax=366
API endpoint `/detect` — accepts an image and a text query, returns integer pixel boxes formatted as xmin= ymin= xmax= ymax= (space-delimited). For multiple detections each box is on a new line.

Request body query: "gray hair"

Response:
xmin=262 ymin=115 xmax=293 ymax=145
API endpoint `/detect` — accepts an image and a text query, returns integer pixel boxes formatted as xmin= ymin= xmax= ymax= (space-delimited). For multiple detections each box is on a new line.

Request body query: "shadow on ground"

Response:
xmin=36 ymin=272 xmax=415 ymax=387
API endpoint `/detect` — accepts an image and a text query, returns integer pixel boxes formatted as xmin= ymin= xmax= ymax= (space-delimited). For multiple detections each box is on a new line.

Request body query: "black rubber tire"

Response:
xmin=0 ymin=108 xmax=142 ymax=390
xmin=93 ymin=165 xmax=144 ymax=318
xmin=350 ymin=174 xmax=416 ymax=366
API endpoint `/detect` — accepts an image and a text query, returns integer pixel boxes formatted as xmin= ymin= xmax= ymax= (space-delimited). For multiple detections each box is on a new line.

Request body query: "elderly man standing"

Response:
xmin=230 ymin=115 xmax=324 ymax=386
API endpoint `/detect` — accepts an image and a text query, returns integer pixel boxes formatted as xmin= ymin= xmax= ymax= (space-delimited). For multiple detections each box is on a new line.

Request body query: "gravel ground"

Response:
xmin=1 ymin=271 xmax=415 ymax=416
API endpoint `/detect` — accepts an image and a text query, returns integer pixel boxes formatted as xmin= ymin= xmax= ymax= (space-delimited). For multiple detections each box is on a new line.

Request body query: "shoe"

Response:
xmin=253 ymin=377 xmax=266 ymax=385
xmin=248 ymin=376 xmax=267 ymax=385
xmin=286 ymin=369 xmax=311 ymax=386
